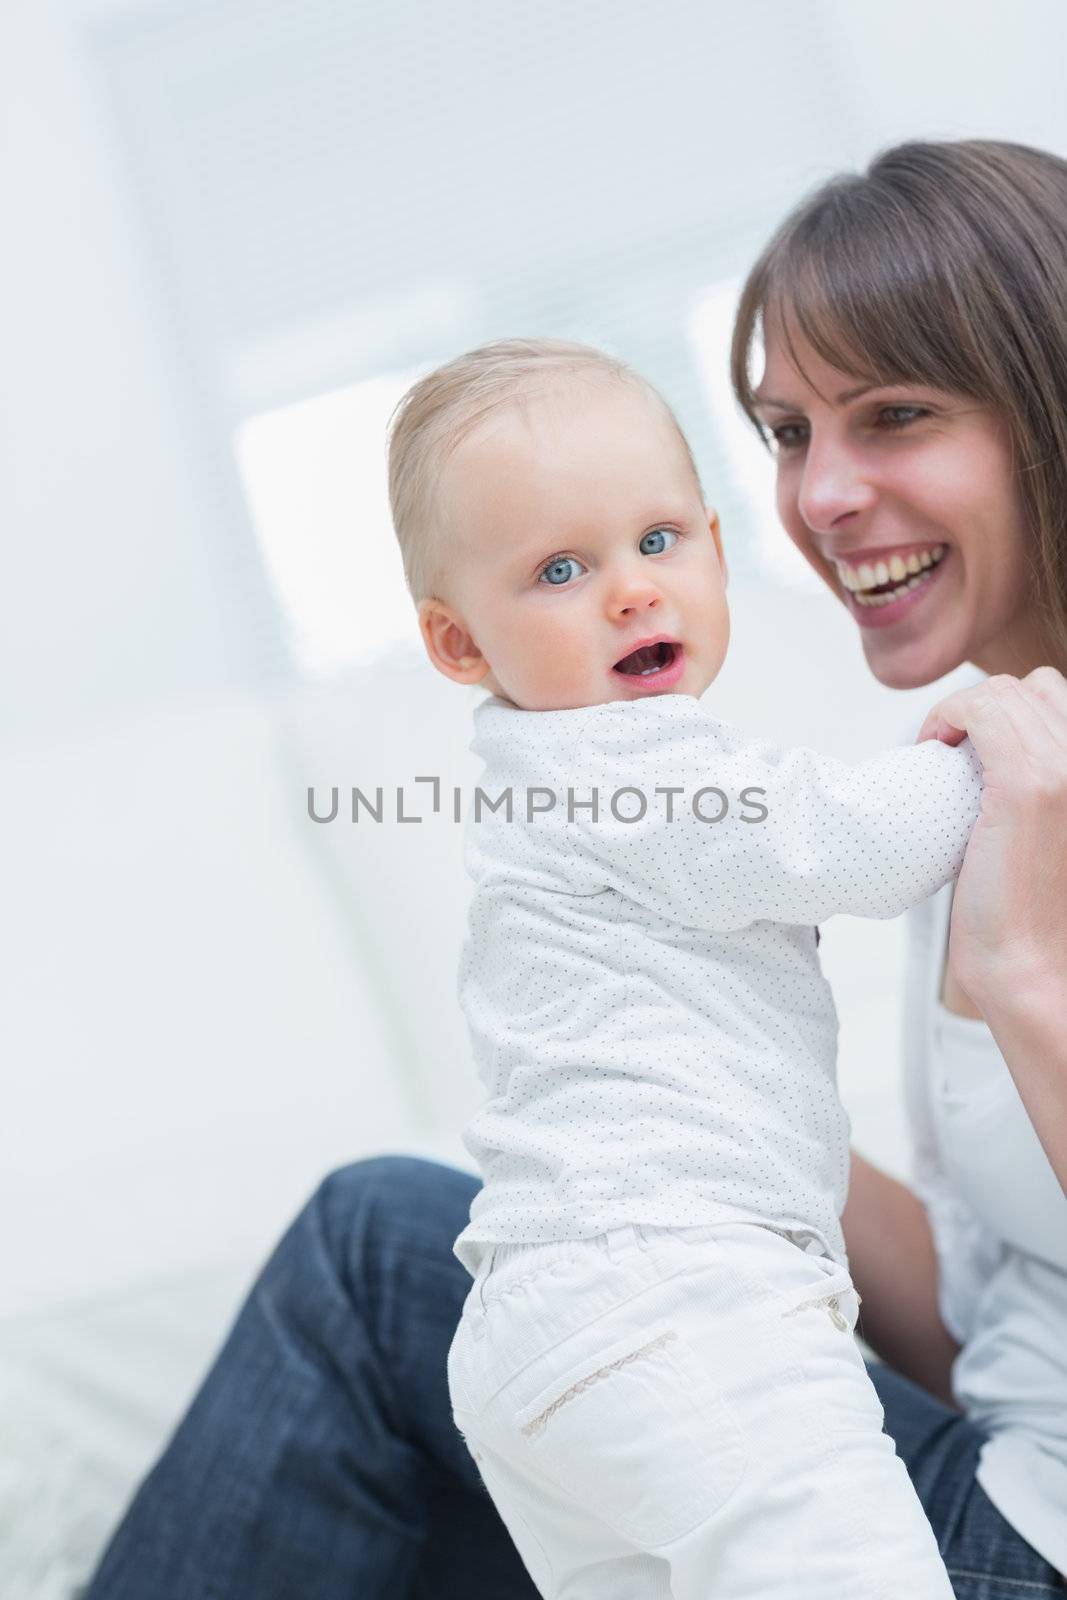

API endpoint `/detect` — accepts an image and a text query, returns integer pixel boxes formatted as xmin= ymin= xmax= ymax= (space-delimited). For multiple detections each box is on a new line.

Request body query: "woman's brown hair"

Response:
xmin=731 ymin=139 xmax=1067 ymax=665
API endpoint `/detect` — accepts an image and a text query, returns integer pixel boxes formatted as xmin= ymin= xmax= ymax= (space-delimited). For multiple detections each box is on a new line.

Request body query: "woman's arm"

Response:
xmin=979 ymin=981 xmax=1067 ymax=1188
xmin=843 ymin=1151 xmax=960 ymax=1408
xmin=918 ymin=667 xmax=1067 ymax=1191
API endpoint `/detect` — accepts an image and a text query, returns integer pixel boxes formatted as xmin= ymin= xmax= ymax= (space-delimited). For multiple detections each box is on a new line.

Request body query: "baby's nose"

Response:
xmin=608 ymin=574 xmax=663 ymax=618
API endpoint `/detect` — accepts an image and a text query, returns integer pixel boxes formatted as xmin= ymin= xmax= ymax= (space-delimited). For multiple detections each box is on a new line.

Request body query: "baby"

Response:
xmin=387 ymin=339 xmax=980 ymax=1598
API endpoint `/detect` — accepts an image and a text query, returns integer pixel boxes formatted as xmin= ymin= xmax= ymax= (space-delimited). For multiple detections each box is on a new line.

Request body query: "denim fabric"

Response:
xmin=868 ymin=1364 xmax=1063 ymax=1598
xmin=86 ymin=1157 xmax=1062 ymax=1599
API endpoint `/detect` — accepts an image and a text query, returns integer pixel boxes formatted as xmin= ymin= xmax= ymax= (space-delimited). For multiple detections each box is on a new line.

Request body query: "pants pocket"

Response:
xmin=733 ymin=1229 xmax=860 ymax=1337
xmin=510 ymin=1318 xmax=746 ymax=1548
xmin=776 ymin=1275 xmax=884 ymax=1438
xmin=723 ymin=1231 xmax=881 ymax=1440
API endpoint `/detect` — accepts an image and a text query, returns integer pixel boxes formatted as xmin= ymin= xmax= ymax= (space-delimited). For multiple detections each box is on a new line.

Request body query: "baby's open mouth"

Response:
xmin=614 ymin=641 xmax=677 ymax=676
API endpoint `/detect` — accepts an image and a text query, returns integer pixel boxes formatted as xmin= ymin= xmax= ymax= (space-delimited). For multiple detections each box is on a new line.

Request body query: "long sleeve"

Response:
xmin=566 ymin=700 xmax=983 ymax=932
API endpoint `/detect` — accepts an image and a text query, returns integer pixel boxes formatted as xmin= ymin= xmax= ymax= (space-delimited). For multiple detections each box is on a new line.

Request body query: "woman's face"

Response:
xmin=753 ymin=323 xmax=1046 ymax=688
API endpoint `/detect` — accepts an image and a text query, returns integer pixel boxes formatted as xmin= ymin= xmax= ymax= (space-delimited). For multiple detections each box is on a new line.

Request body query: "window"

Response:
xmin=234 ymin=370 xmax=423 ymax=674
xmin=689 ymin=280 xmax=819 ymax=592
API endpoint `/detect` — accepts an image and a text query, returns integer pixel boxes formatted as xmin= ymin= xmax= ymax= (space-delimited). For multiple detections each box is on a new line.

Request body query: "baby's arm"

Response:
xmin=570 ymin=706 xmax=982 ymax=930
xmin=739 ymin=735 xmax=983 ymax=923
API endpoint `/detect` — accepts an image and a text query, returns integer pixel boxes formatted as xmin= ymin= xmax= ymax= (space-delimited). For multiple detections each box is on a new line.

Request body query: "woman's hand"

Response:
xmin=917 ymin=668 xmax=1067 ymax=1005
xmin=917 ymin=668 xmax=1067 ymax=1190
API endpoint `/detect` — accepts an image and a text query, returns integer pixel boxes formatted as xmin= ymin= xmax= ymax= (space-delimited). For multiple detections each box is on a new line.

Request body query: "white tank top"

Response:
xmin=926 ymin=884 xmax=1067 ymax=1573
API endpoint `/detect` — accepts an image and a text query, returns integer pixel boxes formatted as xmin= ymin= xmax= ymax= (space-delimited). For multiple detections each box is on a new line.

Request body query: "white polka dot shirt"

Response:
xmin=454 ymin=694 xmax=983 ymax=1273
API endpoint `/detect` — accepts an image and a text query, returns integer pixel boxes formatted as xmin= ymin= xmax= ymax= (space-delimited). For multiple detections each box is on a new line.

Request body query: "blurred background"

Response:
xmin=4 ymin=0 xmax=1067 ymax=1590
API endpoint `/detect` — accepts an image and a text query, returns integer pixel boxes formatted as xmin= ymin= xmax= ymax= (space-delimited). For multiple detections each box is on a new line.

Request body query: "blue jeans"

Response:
xmin=86 ymin=1158 xmax=1063 ymax=1599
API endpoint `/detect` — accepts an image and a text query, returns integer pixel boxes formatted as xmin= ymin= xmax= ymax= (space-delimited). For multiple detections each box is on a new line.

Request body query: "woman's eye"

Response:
xmin=639 ymin=527 xmax=679 ymax=555
xmin=769 ymin=422 xmax=808 ymax=451
xmin=538 ymin=555 xmax=587 ymax=586
xmin=878 ymin=404 xmax=929 ymax=428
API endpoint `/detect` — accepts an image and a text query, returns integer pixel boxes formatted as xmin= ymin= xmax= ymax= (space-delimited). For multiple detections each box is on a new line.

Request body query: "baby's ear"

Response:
xmin=707 ymin=508 xmax=728 ymax=586
xmin=418 ymin=598 xmax=492 ymax=685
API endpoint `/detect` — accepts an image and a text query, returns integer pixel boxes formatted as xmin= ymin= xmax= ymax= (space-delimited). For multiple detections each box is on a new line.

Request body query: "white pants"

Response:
xmin=447 ymin=1222 xmax=954 ymax=1598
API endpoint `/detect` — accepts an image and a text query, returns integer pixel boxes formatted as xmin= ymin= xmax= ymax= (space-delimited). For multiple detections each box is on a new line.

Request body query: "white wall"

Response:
xmin=826 ymin=0 xmax=1067 ymax=156
xmin=0 ymin=1 xmax=253 ymax=746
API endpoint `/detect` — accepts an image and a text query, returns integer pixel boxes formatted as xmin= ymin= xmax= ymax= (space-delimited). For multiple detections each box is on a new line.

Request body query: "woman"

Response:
xmin=87 ymin=139 xmax=1067 ymax=1599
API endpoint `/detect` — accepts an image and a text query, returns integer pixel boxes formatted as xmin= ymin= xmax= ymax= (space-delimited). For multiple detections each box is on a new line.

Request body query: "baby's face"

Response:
xmin=428 ymin=382 xmax=730 ymax=711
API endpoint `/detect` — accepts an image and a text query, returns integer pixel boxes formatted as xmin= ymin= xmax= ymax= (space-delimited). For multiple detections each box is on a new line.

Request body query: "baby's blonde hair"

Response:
xmin=387 ymin=337 xmax=702 ymax=601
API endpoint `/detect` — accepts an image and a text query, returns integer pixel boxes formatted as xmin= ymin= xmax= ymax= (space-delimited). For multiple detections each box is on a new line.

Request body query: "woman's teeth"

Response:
xmin=834 ymin=544 xmax=946 ymax=607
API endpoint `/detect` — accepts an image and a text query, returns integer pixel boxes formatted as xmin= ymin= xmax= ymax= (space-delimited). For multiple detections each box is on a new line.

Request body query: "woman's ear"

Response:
xmin=418 ymin=598 xmax=492 ymax=685
xmin=707 ymin=508 xmax=728 ymax=586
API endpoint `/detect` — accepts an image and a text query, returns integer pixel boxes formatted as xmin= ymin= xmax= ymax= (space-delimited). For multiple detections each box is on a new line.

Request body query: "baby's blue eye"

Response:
xmin=639 ymin=528 xmax=678 ymax=555
xmin=539 ymin=556 xmax=587 ymax=586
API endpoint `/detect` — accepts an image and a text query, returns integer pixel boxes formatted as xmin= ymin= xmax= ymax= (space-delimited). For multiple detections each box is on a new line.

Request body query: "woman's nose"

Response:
xmin=795 ymin=435 xmax=877 ymax=533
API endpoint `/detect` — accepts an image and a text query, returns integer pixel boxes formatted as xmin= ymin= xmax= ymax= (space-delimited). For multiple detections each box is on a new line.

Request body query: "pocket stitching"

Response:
xmin=514 ymin=1318 xmax=683 ymax=1429
xmin=520 ymin=1329 xmax=678 ymax=1439
xmin=515 ymin=1325 xmax=747 ymax=1548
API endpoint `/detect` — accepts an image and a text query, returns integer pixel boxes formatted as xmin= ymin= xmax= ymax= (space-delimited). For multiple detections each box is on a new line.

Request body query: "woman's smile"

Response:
xmin=831 ymin=542 xmax=948 ymax=626
xmin=831 ymin=542 xmax=946 ymax=604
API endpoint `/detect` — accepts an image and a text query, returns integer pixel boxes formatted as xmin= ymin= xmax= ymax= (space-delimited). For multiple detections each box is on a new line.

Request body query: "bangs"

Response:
xmin=731 ymin=176 xmax=992 ymax=431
